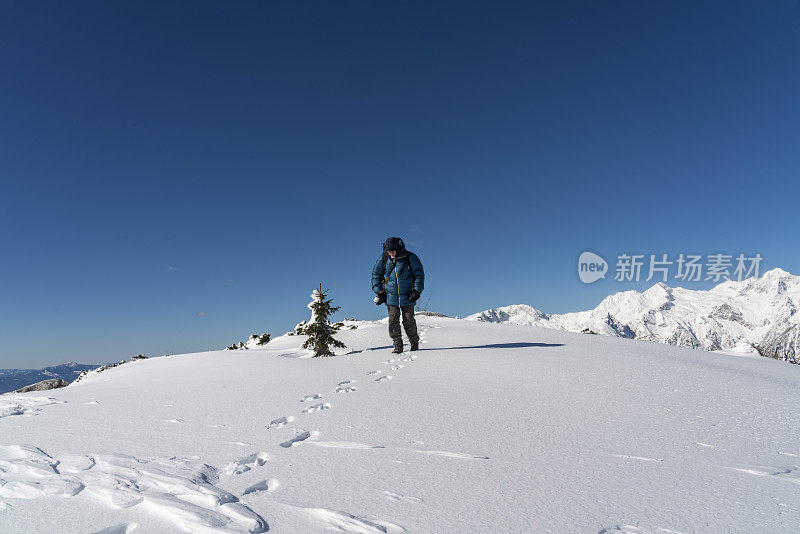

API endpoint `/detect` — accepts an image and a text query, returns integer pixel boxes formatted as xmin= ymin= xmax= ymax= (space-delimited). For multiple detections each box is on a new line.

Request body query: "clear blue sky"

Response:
xmin=2 ymin=1 xmax=798 ymax=368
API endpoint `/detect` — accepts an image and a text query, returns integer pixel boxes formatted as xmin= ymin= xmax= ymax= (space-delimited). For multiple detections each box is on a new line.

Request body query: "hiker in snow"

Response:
xmin=371 ymin=237 xmax=425 ymax=354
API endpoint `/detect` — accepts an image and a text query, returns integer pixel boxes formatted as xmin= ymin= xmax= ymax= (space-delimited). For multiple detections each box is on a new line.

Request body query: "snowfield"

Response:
xmin=1 ymin=315 xmax=799 ymax=533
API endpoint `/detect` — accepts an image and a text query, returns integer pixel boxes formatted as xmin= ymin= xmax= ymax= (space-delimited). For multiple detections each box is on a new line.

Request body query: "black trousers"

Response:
xmin=387 ymin=304 xmax=419 ymax=342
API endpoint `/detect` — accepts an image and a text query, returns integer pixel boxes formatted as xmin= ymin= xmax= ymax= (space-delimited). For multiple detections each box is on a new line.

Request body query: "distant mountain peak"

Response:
xmin=0 ymin=362 xmax=101 ymax=395
xmin=467 ymin=268 xmax=800 ymax=359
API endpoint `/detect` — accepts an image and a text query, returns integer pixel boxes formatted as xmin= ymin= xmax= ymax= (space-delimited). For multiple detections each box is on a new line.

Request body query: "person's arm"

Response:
xmin=371 ymin=256 xmax=386 ymax=295
xmin=410 ymin=253 xmax=424 ymax=293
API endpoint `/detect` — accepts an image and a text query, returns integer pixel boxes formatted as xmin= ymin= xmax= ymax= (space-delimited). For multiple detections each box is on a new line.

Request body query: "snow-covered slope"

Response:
xmin=467 ymin=268 xmax=800 ymax=358
xmin=1 ymin=316 xmax=799 ymax=533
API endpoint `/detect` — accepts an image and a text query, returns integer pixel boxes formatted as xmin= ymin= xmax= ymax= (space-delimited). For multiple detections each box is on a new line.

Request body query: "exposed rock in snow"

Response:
xmin=15 ymin=379 xmax=68 ymax=393
xmin=466 ymin=268 xmax=800 ymax=360
xmin=0 ymin=363 xmax=100 ymax=395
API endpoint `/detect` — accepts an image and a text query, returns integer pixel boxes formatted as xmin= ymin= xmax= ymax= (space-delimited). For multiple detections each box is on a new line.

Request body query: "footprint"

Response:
xmin=335 ymin=380 xmax=357 ymax=393
xmin=380 ymin=490 xmax=423 ymax=503
xmin=163 ymin=419 xmax=184 ymax=424
xmin=401 ymin=355 xmax=417 ymax=362
xmin=390 ymin=365 xmax=404 ymax=370
xmin=304 ymin=508 xmax=405 ymax=534
xmin=384 ymin=359 xmax=397 ymax=364
xmin=366 ymin=370 xmax=380 ymax=375
xmin=280 ymin=430 xmax=320 ymax=448
xmin=303 ymin=403 xmax=332 ymax=414
xmin=300 ymin=394 xmax=322 ymax=403
xmin=223 ymin=452 xmax=270 ymax=475
xmin=208 ymin=424 xmax=226 ymax=428
xmin=268 ymin=416 xmax=295 ymax=429
xmin=375 ymin=375 xmax=393 ymax=382
xmin=243 ymin=478 xmax=280 ymax=495
xmin=86 ymin=400 xmax=100 ymax=405
xmin=696 ymin=442 xmax=715 ymax=448
xmin=92 ymin=523 xmax=139 ymax=534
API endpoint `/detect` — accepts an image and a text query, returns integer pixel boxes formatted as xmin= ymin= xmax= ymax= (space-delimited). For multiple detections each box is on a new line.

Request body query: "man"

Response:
xmin=371 ymin=236 xmax=425 ymax=354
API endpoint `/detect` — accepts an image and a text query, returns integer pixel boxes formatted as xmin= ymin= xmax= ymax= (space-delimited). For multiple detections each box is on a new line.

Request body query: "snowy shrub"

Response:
xmin=249 ymin=333 xmax=271 ymax=346
xmin=297 ymin=284 xmax=346 ymax=357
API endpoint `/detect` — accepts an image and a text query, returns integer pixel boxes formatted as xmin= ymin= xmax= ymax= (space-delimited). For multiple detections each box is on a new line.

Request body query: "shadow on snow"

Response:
xmin=355 ymin=342 xmax=564 ymax=353
xmin=424 ymin=342 xmax=564 ymax=350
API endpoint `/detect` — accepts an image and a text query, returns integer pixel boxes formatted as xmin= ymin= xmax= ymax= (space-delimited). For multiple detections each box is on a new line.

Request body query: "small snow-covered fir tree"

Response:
xmin=298 ymin=283 xmax=346 ymax=357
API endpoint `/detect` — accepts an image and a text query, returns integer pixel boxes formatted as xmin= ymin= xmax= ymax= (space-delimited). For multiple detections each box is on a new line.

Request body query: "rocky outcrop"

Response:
xmin=15 ymin=379 xmax=68 ymax=393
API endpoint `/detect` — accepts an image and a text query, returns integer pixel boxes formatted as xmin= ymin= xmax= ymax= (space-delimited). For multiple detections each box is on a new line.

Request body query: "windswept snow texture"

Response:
xmin=0 ymin=395 xmax=64 ymax=419
xmin=467 ymin=267 xmax=800 ymax=357
xmin=1 ymin=316 xmax=799 ymax=532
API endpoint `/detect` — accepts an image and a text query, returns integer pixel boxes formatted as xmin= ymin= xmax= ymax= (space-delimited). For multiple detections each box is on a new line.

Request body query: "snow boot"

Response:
xmin=392 ymin=338 xmax=404 ymax=354
xmin=410 ymin=335 xmax=419 ymax=351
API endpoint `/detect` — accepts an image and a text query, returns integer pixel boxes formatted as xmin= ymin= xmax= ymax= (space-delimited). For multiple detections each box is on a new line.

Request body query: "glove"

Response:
xmin=411 ymin=289 xmax=421 ymax=302
xmin=374 ymin=290 xmax=387 ymax=305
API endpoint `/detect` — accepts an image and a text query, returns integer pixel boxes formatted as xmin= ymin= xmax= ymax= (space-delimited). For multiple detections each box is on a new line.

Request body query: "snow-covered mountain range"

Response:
xmin=0 ymin=362 xmax=100 ymax=395
xmin=467 ymin=268 xmax=800 ymax=359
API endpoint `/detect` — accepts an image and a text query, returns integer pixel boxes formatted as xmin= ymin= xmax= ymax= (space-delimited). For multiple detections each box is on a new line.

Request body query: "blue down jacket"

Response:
xmin=371 ymin=251 xmax=425 ymax=307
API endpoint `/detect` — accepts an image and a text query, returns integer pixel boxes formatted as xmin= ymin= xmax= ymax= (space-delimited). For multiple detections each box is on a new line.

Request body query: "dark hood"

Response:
xmin=383 ymin=236 xmax=406 ymax=255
